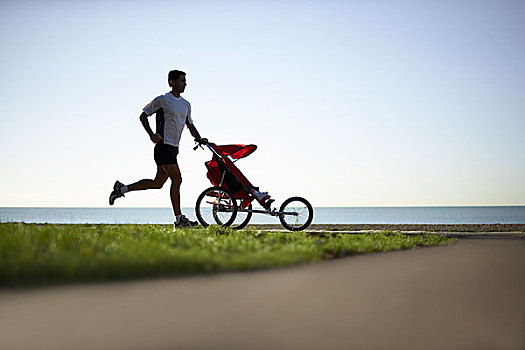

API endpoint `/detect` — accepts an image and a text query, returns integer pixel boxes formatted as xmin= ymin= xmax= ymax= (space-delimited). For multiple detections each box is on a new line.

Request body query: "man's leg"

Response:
xmin=109 ymin=167 xmax=168 ymax=205
xmin=162 ymin=164 xmax=183 ymax=217
xmin=127 ymin=166 xmax=168 ymax=192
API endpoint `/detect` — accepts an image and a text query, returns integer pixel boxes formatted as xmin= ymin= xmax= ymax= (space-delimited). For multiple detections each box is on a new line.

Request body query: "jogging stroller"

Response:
xmin=194 ymin=139 xmax=313 ymax=231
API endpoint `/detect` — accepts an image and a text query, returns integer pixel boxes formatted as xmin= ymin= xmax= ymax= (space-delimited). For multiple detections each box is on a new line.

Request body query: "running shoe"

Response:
xmin=174 ymin=215 xmax=198 ymax=229
xmin=109 ymin=180 xmax=125 ymax=205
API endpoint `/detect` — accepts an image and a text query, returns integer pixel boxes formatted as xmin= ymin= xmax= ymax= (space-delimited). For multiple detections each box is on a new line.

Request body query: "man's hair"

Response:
xmin=168 ymin=70 xmax=186 ymax=86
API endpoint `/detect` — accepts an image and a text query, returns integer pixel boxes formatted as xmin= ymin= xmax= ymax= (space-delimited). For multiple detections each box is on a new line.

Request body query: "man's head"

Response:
xmin=168 ymin=70 xmax=186 ymax=94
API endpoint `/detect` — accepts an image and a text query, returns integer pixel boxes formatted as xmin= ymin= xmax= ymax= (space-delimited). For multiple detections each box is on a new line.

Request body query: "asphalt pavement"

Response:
xmin=1 ymin=238 xmax=524 ymax=350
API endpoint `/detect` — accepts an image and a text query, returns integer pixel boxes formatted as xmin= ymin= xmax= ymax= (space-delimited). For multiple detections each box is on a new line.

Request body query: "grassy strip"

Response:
xmin=0 ymin=223 xmax=456 ymax=286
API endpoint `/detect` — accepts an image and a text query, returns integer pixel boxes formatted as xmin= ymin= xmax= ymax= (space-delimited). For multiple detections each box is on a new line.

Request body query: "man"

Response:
xmin=109 ymin=70 xmax=204 ymax=228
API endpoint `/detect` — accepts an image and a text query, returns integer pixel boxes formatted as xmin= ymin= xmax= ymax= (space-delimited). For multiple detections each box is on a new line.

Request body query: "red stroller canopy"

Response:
xmin=210 ymin=144 xmax=257 ymax=159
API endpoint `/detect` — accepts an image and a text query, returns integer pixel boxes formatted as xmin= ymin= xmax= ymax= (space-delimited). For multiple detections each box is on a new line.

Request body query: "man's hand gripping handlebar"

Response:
xmin=193 ymin=137 xmax=209 ymax=150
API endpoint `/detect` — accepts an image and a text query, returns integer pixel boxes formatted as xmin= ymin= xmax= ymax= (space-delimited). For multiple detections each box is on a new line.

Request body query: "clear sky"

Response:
xmin=1 ymin=0 xmax=524 ymax=208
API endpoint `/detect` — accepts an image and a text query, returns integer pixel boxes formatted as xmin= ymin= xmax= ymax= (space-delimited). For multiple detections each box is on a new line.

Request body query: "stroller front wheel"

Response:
xmin=195 ymin=186 xmax=238 ymax=227
xmin=278 ymin=196 xmax=314 ymax=231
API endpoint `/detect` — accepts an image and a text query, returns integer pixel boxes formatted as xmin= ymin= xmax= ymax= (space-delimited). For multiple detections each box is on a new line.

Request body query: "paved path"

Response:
xmin=1 ymin=239 xmax=524 ymax=350
xmin=291 ymin=229 xmax=525 ymax=239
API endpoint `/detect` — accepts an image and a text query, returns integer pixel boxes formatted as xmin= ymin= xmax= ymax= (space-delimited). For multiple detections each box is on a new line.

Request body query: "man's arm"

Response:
xmin=140 ymin=112 xmax=162 ymax=143
xmin=187 ymin=122 xmax=203 ymax=141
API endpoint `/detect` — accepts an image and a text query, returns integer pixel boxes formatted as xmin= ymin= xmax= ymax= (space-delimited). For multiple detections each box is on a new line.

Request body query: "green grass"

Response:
xmin=0 ymin=223 xmax=456 ymax=286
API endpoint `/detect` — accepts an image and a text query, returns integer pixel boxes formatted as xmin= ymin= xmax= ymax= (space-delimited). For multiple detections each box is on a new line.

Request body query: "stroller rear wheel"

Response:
xmin=279 ymin=197 xmax=313 ymax=231
xmin=230 ymin=200 xmax=252 ymax=230
xmin=212 ymin=199 xmax=252 ymax=230
xmin=196 ymin=186 xmax=238 ymax=227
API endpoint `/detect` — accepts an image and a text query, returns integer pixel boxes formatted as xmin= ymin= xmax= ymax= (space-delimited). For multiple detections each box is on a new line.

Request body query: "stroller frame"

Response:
xmin=194 ymin=140 xmax=314 ymax=231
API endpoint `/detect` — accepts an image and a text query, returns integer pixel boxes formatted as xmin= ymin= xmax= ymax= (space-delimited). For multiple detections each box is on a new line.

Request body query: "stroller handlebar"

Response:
xmin=193 ymin=138 xmax=211 ymax=151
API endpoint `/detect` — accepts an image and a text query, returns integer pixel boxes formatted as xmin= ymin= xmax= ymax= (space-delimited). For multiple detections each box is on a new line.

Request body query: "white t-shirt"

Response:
xmin=142 ymin=92 xmax=193 ymax=147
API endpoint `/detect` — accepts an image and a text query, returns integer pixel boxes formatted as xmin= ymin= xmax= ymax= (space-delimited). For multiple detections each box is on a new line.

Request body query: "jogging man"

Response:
xmin=109 ymin=70 xmax=204 ymax=228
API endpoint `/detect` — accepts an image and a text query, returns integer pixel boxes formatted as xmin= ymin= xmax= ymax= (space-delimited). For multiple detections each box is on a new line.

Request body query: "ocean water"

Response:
xmin=1 ymin=206 xmax=524 ymax=225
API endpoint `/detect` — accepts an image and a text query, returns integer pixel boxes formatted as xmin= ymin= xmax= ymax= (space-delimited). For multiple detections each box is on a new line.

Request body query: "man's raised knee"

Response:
xmin=148 ymin=177 xmax=166 ymax=189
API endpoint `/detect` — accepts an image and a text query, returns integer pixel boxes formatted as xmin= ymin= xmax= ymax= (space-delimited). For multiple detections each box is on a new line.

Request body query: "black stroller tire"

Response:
xmin=278 ymin=197 xmax=314 ymax=231
xmin=231 ymin=201 xmax=252 ymax=230
xmin=196 ymin=186 xmax=238 ymax=227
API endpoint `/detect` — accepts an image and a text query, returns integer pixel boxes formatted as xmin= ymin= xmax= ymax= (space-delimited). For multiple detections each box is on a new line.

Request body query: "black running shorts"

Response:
xmin=154 ymin=142 xmax=179 ymax=165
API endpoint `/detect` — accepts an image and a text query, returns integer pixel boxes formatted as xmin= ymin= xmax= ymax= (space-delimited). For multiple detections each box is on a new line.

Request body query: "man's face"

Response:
xmin=172 ymin=75 xmax=187 ymax=93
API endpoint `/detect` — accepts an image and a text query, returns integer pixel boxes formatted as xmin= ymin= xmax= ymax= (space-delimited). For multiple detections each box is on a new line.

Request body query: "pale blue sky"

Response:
xmin=1 ymin=0 xmax=524 ymax=207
